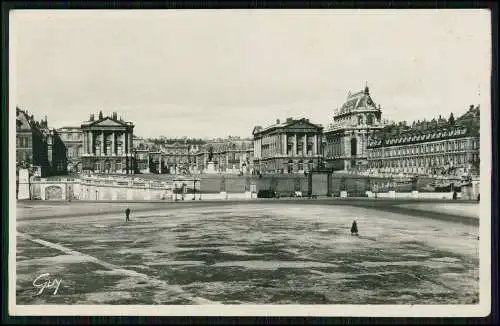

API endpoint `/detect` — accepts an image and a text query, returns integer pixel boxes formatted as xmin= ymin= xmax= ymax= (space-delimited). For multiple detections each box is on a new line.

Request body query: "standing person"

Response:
xmin=125 ymin=208 xmax=131 ymax=222
xmin=351 ymin=220 xmax=358 ymax=236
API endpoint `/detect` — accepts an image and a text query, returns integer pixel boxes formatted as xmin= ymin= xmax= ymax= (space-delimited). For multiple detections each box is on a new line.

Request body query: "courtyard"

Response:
xmin=15 ymin=200 xmax=480 ymax=305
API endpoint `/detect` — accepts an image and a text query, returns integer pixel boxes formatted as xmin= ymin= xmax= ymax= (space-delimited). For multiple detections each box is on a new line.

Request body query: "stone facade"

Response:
xmin=366 ymin=105 xmax=480 ymax=177
xmin=81 ymin=111 xmax=135 ymax=174
xmin=252 ymin=118 xmax=323 ymax=174
xmin=56 ymin=126 xmax=84 ymax=173
xmin=323 ymin=85 xmax=385 ymax=172
xmin=194 ymin=138 xmax=254 ymax=175
xmin=16 ymin=107 xmax=67 ymax=178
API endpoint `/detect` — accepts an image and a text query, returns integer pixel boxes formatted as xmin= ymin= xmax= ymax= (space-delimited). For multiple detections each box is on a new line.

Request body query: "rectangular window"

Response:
xmin=297 ymin=143 xmax=303 ymax=155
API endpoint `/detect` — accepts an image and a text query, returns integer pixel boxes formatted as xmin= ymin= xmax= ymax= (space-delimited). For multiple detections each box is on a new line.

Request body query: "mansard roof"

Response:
xmin=367 ymin=126 xmax=473 ymax=149
xmin=334 ymin=86 xmax=381 ymax=118
xmin=16 ymin=108 xmax=33 ymax=131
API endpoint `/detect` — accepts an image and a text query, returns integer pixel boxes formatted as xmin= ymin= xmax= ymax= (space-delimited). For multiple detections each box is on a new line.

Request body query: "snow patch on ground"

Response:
xmin=213 ymin=260 xmax=338 ymax=270
xmin=398 ymin=203 xmax=479 ymax=218
xmin=83 ymin=291 xmax=132 ymax=303
xmin=17 ymin=254 xmax=93 ymax=266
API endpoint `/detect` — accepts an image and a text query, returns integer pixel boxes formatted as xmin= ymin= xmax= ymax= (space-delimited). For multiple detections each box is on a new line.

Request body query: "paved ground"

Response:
xmin=15 ymin=200 xmax=479 ymax=305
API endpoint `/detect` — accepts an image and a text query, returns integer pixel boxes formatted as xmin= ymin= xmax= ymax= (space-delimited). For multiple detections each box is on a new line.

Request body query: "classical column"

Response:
xmin=85 ymin=131 xmax=89 ymax=154
xmin=83 ymin=131 xmax=88 ymax=154
xmin=345 ymin=136 xmax=350 ymax=158
xmin=293 ymin=134 xmax=297 ymax=156
xmin=124 ymin=132 xmax=128 ymax=155
xmin=303 ymin=134 xmax=307 ymax=156
xmin=101 ymin=131 xmax=105 ymax=156
xmin=89 ymin=131 xmax=94 ymax=155
xmin=128 ymin=133 xmax=133 ymax=154
xmin=282 ymin=133 xmax=287 ymax=156
xmin=314 ymin=134 xmax=319 ymax=156
xmin=111 ymin=132 xmax=115 ymax=156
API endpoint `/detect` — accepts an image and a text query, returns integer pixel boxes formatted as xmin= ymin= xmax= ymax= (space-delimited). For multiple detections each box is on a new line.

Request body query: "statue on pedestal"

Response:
xmin=205 ymin=145 xmax=217 ymax=174
xmin=208 ymin=145 xmax=214 ymax=162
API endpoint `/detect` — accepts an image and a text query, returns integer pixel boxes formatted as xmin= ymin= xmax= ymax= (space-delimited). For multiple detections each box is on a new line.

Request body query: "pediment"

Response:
xmin=286 ymin=120 xmax=322 ymax=131
xmin=92 ymin=117 xmax=127 ymax=127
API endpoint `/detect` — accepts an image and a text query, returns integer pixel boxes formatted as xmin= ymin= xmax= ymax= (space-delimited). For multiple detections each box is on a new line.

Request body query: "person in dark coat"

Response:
xmin=351 ymin=220 xmax=358 ymax=236
xmin=125 ymin=208 xmax=131 ymax=222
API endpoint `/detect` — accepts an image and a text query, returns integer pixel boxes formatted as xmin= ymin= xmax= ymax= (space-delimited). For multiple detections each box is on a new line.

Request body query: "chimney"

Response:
xmin=276 ymin=119 xmax=280 ymax=124
xmin=112 ymin=112 xmax=117 ymax=120
xmin=286 ymin=117 xmax=293 ymax=123
xmin=470 ymin=104 xmax=474 ymax=110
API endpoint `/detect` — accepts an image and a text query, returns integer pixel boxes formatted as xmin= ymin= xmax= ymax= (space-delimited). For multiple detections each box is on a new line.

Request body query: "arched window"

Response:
xmin=358 ymin=115 xmax=363 ymax=125
xmin=105 ymin=160 xmax=111 ymax=172
xmin=366 ymin=114 xmax=374 ymax=125
xmin=298 ymin=160 xmax=304 ymax=171
xmin=351 ymin=138 xmax=358 ymax=156
xmin=287 ymin=160 xmax=293 ymax=174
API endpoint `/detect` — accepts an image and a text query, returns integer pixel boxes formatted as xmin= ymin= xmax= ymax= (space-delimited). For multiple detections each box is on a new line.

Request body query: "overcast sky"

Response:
xmin=11 ymin=9 xmax=491 ymax=139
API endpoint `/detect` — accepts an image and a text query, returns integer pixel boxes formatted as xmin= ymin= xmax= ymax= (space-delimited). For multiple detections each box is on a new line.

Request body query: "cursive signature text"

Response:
xmin=33 ymin=273 xmax=62 ymax=295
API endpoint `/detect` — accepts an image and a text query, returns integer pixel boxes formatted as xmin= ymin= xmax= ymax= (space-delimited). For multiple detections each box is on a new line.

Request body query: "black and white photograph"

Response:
xmin=8 ymin=9 xmax=492 ymax=317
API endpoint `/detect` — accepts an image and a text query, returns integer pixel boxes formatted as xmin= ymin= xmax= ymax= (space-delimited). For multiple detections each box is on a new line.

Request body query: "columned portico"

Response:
xmin=252 ymin=118 xmax=323 ymax=174
xmin=81 ymin=112 xmax=135 ymax=174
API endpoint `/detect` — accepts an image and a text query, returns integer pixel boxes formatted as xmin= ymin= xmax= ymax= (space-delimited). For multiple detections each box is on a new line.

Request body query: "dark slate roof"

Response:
xmin=367 ymin=104 xmax=480 ymax=149
xmin=334 ymin=86 xmax=380 ymax=118
xmin=367 ymin=126 xmax=471 ymax=148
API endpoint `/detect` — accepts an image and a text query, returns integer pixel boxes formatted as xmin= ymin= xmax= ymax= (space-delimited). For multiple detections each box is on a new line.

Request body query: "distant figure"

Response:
xmin=477 ymin=194 xmax=480 ymax=202
xmin=350 ymin=220 xmax=359 ymax=236
xmin=452 ymin=191 xmax=458 ymax=200
xmin=125 ymin=208 xmax=131 ymax=222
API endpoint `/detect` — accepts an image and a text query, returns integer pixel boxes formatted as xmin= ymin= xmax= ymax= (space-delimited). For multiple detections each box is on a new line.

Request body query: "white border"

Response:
xmin=8 ymin=9 xmax=492 ymax=317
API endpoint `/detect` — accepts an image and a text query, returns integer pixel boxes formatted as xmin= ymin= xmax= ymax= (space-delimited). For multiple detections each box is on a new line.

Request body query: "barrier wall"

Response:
xmin=372 ymin=191 xmax=462 ymax=200
xmin=18 ymin=173 xmax=479 ymax=201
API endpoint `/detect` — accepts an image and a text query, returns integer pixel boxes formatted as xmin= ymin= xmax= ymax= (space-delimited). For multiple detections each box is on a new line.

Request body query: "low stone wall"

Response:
xmin=19 ymin=173 xmax=480 ymax=202
xmin=366 ymin=191 xmax=463 ymax=200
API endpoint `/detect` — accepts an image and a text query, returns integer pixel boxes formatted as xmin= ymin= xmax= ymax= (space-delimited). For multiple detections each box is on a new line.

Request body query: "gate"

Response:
xmin=45 ymin=185 xmax=63 ymax=200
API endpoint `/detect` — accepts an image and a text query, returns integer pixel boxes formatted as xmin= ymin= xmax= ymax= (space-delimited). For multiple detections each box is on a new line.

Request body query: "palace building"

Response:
xmin=194 ymin=137 xmax=254 ymax=175
xmin=81 ymin=111 xmax=135 ymax=174
xmin=323 ymin=85 xmax=385 ymax=172
xmin=16 ymin=107 xmax=67 ymax=177
xmin=252 ymin=118 xmax=323 ymax=174
xmin=366 ymin=105 xmax=480 ymax=177
xmin=56 ymin=126 xmax=84 ymax=173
